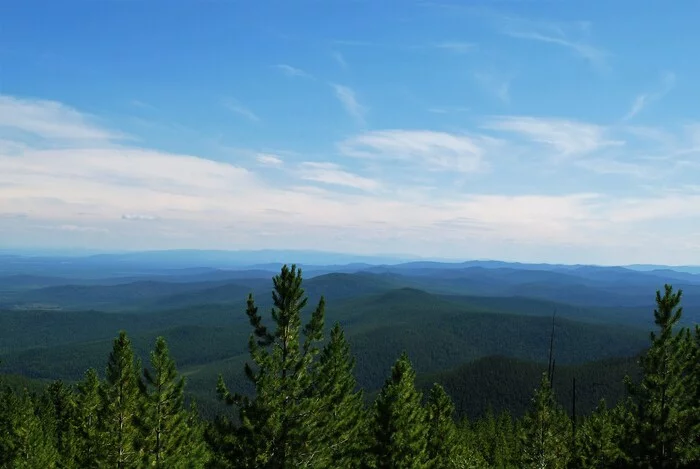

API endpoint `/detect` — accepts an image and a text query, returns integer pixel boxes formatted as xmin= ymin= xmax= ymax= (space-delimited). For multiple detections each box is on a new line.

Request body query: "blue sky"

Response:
xmin=2 ymin=0 xmax=700 ymax=265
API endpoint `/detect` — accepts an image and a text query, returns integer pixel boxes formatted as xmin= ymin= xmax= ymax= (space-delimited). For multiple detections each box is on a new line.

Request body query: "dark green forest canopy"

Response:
xmin=1 ymin=264 xmax=698 ymax=468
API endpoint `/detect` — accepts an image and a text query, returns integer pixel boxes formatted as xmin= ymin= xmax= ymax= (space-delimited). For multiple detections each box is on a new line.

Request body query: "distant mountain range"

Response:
xmin=2 ymin=248 xmax=700 ymax=275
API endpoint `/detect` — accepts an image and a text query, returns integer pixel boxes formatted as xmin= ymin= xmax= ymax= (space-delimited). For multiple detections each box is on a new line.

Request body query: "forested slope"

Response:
xmin=1 ymin=264 xmax=698 ymax=468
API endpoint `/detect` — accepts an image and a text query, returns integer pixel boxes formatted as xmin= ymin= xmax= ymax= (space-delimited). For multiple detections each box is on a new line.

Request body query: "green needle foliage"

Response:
xmin=312 ymin=322 xmax=368 ymax=468
xmin=367 ymin=352 xmax=429 ymax=469
xmin=139 ymin=336 xmax=207 ymax=468
xmin=215 ymin=264 xmax=327 ymax=468
xmin=425 ymin=383 xmax=460 ymax=468
xmin=98 ymin=330 xmax=142 ymax=468
xmin=573 ymin=400 xmax=629 ymax=468
xmin=74 ymin=368 xmax=102 ymax=468
xmin=0 ymin=274 xmax=698 ymax=469
xmin=624 ymin=285 xmax=698 ymax=467
xmin=519 ymin=373 xmax=572 ymax=468
xmin=43 ymin=380 xmax=78 ymax=467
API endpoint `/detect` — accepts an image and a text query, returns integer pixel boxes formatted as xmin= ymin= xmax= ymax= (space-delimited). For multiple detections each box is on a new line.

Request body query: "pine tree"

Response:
xmin=367 ymin=352 xmax=428 ymax=469
xmin=425 ymin=383 xmax=460 ymax=468
xmin=574 ymin=400 xmax=628 ymax=468
xmin=0 ymin=387 xmax=59 ymax=468
xmin=625 ymin=284 xmax=697 ymax=467
xmin=684 ymin=325 xmax=700 ymax=464
xmin=44 ymin=380 xmax=78 ymax=467
xmin=139 ymin=336 xmax=207 ymax=468
xmin=470 ymin=408 xmax=520 ymax=468
xmin=181 ymin=401 xmax=212 ymax=466
xmin=74 ymin=368 xmax=102 ymax=468
xmin=98 ymin=330 xmax=142 ymax=468
xmin=519 ymin=373 xmax=571 ymax=469
xmin=216 ymin=264 xmax=327 ymax=468
xmin=312 ymin=322 xmax=367 ymax=468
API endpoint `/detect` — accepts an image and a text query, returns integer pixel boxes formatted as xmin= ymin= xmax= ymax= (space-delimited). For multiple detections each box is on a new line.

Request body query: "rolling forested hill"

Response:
xmin=1 ymin=253 xmax=698 ymax=420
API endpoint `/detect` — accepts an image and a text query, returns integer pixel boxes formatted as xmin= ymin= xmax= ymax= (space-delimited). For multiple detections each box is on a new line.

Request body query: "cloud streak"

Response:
xmin=331 ymin=51 xmax=348 ymax=69
xmin=501 ymin=17 xmax=609 ymax=70
xmin=433 ymin=41 xmax=476 ymax=53
xmin=2 ymin=94 xmax=700 ymax=263
xmin=0 ymin=95 xmax=126 ymax=142
xmin=296 ymin=162 xmax=380 ymax=191
xmin=339 ymin=129 xmax=492 ymax=174
xmin=256 ymin=153 xmax=284 ymax=167
xmin=331 ymin=84 xmax=366 ymax=125
xmin=275 ymin=64 xmax=314 ymax=79
xmin=473 ymin=72 xmax=511 ymax=103
xmin=484 ymin=116 xmax=622 ymax=157
xmin=623 ymin=71 xmax=676 ymax=120
xmin=222 ymin=99 xmax=261 ymax=122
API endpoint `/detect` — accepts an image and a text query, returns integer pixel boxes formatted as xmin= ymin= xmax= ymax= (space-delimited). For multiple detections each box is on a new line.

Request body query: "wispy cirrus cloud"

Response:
xmin=428 ymin=106 xmax=470 ymax=114
xmin=256 ymin=153 xmax=284 ymax=167
xmin=3 ymin=93 xmax=700 ymax=263
xmin=0 ymin=95 xmax=126 ymax=143
xmin=222 ymin=98 xmax=260 ymax=123
xmin=473 ymin=71 xmax=511 ymax=104
xmin=484 ymin=116 xmax=622 ymax=157
xmin=331 ymin=51 xmax=348 ymax=69
xmin=501 ymin=17 xmax=609 ymax=70
xmin=296 ymin=162 xmax=380 ymax=191
xmin=339 ymin=129 xmax=493 ymax=174
xmin=274 ymin=64 xmax=314 ymax=79
xmin=122 ymin=213 xmax=159 ymax=221
xmin=331 ymin=84 xmax=366 ymax=125
xmin=433 ymin=41 xmax=476 ymax=53
xmin=623 ymin=71 xmax=676 ymax=120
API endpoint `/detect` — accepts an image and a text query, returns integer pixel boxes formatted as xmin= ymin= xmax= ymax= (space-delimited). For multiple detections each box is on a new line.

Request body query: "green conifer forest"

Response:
xmin=1 ymin=265 xmax=698 ymax=468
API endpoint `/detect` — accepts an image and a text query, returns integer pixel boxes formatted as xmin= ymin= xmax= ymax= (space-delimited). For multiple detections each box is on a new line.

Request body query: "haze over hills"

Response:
xmin=1 ymin=249 xmax=698 ymax=421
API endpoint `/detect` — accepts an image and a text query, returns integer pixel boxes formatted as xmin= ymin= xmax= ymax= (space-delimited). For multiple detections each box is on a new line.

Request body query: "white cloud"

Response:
xmin=332 ymin=51 xmax=348 ymax=69
xmin=623 ymin=71 xmax=676 ymax=120
xmin=501 ymin=17 xmax=609 ymax=70
xmin=130 ymin=99 xmax=156 ymax=110
xmin=428 ymin=106 xmax=470 ymax=114
xmin=574 ymin=158 xmax=658 ymax=179
xmin=256 ymin=153 xmax=284 ymax=167
xmin=44 ymin=224 xmax=110 ymax=233
xmin=2 ymin=94 xmax=700 ymax=264
xmin=434 ymin=41 xmax=476 ymax=53
xmin=122 ymin=214 xmax=159 ymax=221
xmin=296 ymin=162 xmax=380 ymax=191
xmin=0 ymin=95 xmax=125 ymax=142
xmin=339 ymin=129 xmax=491 ymax=173
xmin=331 ymin=84 xmax=366 ymax=125
xmin=484 ymin=116 xmax=622 ymax=157
xmin=222 ymin=99 xmax=260 ymax=122
xmin=473 ymin=72 xmax=511 ymax=103
xmin=275 ymin=64 xmax=313 ymax=79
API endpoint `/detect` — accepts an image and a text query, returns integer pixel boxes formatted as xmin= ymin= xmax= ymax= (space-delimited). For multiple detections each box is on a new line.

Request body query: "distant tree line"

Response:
xmin=1 ymin=265 xmax=698 ymax=468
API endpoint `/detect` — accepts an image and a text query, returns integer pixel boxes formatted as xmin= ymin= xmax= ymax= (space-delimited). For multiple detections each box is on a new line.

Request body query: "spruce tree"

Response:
xmin=98 ymin=330 xmax=142 ymax=468
xmin=425 ymin=383 xmax=460 ymax=468
xmin=312 ymin=322 xmax=367 ymax=468
xmin=625 ymin=284 xmax=697 ymax=467
xmin=139 ymin=336 xmax=207 ymax=468
xmin=519 ymin=373 xmax=571 ymax=469
xmin=74 ymin=368 xmax=102 ymax=468
xmin=216 ymin=264 xmax=327 ymax=468
xmin=367 ymin=352 xmax=428 ymax=469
